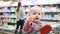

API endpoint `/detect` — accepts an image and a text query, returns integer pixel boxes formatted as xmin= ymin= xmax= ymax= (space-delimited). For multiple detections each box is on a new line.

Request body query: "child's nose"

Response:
xmin=36 ymin=14 xmax=39 ymax=17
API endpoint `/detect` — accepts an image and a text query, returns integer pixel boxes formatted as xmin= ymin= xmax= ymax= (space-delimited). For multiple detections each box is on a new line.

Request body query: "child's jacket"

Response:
xmin=22 ymin=21 xmax=42 ymax=34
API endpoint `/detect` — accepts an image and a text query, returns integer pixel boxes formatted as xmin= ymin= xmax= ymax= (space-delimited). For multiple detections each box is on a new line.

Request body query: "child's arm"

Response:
xmin=23 ymin=16 xmax=34 ymax=33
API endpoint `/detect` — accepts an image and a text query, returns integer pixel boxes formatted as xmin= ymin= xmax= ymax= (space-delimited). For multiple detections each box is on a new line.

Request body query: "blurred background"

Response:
xmin=0 ymin=0 xmax=60 ymax=34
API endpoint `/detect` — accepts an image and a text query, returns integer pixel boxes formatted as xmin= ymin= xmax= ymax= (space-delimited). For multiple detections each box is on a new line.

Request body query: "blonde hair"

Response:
xmin=30 ymin=6 xmax=42 ymax=12
xmin=28 ymin=6 xmax=44 ymax=16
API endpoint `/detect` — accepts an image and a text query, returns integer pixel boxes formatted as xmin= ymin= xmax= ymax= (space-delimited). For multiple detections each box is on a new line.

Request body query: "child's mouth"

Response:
xmin=35 ymin=18 xmax=39 ymax=19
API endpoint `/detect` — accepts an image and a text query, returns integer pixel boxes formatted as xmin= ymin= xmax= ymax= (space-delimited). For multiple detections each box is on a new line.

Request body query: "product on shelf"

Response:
xmin=8 ymin=18 xmax=16 ymax=23
xmin=3 ymin=1 xmax=13 ymax=7
xmin=3 ymin=22 xmax=8 ymax=28
xmin=54 ymin=14 xmax=60 ymax=20
xmin=0 ymin=22 xmax=3 ymax=26
xmin=0 ymin=8 xmax=3 ymax=12
xmin=10 ymin=7 xmax=16 ymax=12
xmin=44 ymin=6 xmax=57 ymax=12
xmin=0 ymin=18 xmax=3 ymax=26
xmin=2 ymin=17 xmax=9 ymax=22
xmin=3 ymin=7 xmax=11 ymax=12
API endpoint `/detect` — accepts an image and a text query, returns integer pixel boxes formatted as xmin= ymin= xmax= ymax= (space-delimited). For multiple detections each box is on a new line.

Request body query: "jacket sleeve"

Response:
xmin=23 ymin=21 xmax=34 ymax=33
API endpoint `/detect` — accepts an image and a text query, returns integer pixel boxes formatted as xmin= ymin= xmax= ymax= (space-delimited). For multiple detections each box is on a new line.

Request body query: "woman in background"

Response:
xmin=15 ymin=2 xmax=25 ymax=34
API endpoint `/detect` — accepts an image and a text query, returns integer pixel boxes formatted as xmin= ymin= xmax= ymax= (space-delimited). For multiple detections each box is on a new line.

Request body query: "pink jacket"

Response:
xmin=23 ymin=21 xmax=41 ymax=34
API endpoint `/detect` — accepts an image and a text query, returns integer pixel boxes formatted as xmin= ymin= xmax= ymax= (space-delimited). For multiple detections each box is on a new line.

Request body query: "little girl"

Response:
xmin=22 ymin=6 xmax=52 ymax=34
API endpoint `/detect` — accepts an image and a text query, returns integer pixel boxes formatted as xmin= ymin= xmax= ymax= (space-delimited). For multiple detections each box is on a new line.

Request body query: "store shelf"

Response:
xmin=8 ymin=22 xmax=16 ymax=25
xmin=45 ymin=12 xmax=60 ymax=14
xmin=9 ymin=16 xmax=16 ymax=18
xmin=41 ymin=17 xmax=59 ymax=22
xmin=0 ymin=11 xmax=15 ymax=13
xmin=41 ymin=19 xmax=59 ymax=22
xmin=24 ymin=12 xmax=59 ymax=14
xmin=0 ymin=16 xmax=16 ymax=18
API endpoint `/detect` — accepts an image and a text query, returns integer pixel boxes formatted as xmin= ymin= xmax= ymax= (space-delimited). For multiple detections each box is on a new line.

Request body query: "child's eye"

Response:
xmin=33 ymin=13 xmax=36 ymax=15
xmin=38 ymin=13 xmax=40 ymax=15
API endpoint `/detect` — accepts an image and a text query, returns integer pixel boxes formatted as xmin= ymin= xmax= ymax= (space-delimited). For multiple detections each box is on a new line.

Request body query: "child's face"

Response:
xmin=29 ymin=9 xmax=44 ymax=22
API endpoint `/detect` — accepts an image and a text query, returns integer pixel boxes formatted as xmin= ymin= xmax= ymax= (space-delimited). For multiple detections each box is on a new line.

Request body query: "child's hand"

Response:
xmin=26 ymin=16 xmax=33 ymax=25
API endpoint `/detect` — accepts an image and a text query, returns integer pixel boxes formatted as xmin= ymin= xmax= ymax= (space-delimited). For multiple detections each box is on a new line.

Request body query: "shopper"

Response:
xmin=22 ymin=6 xmax=52 ymax=34
xmin=15 ymin=2 xmax=25 ymax=34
